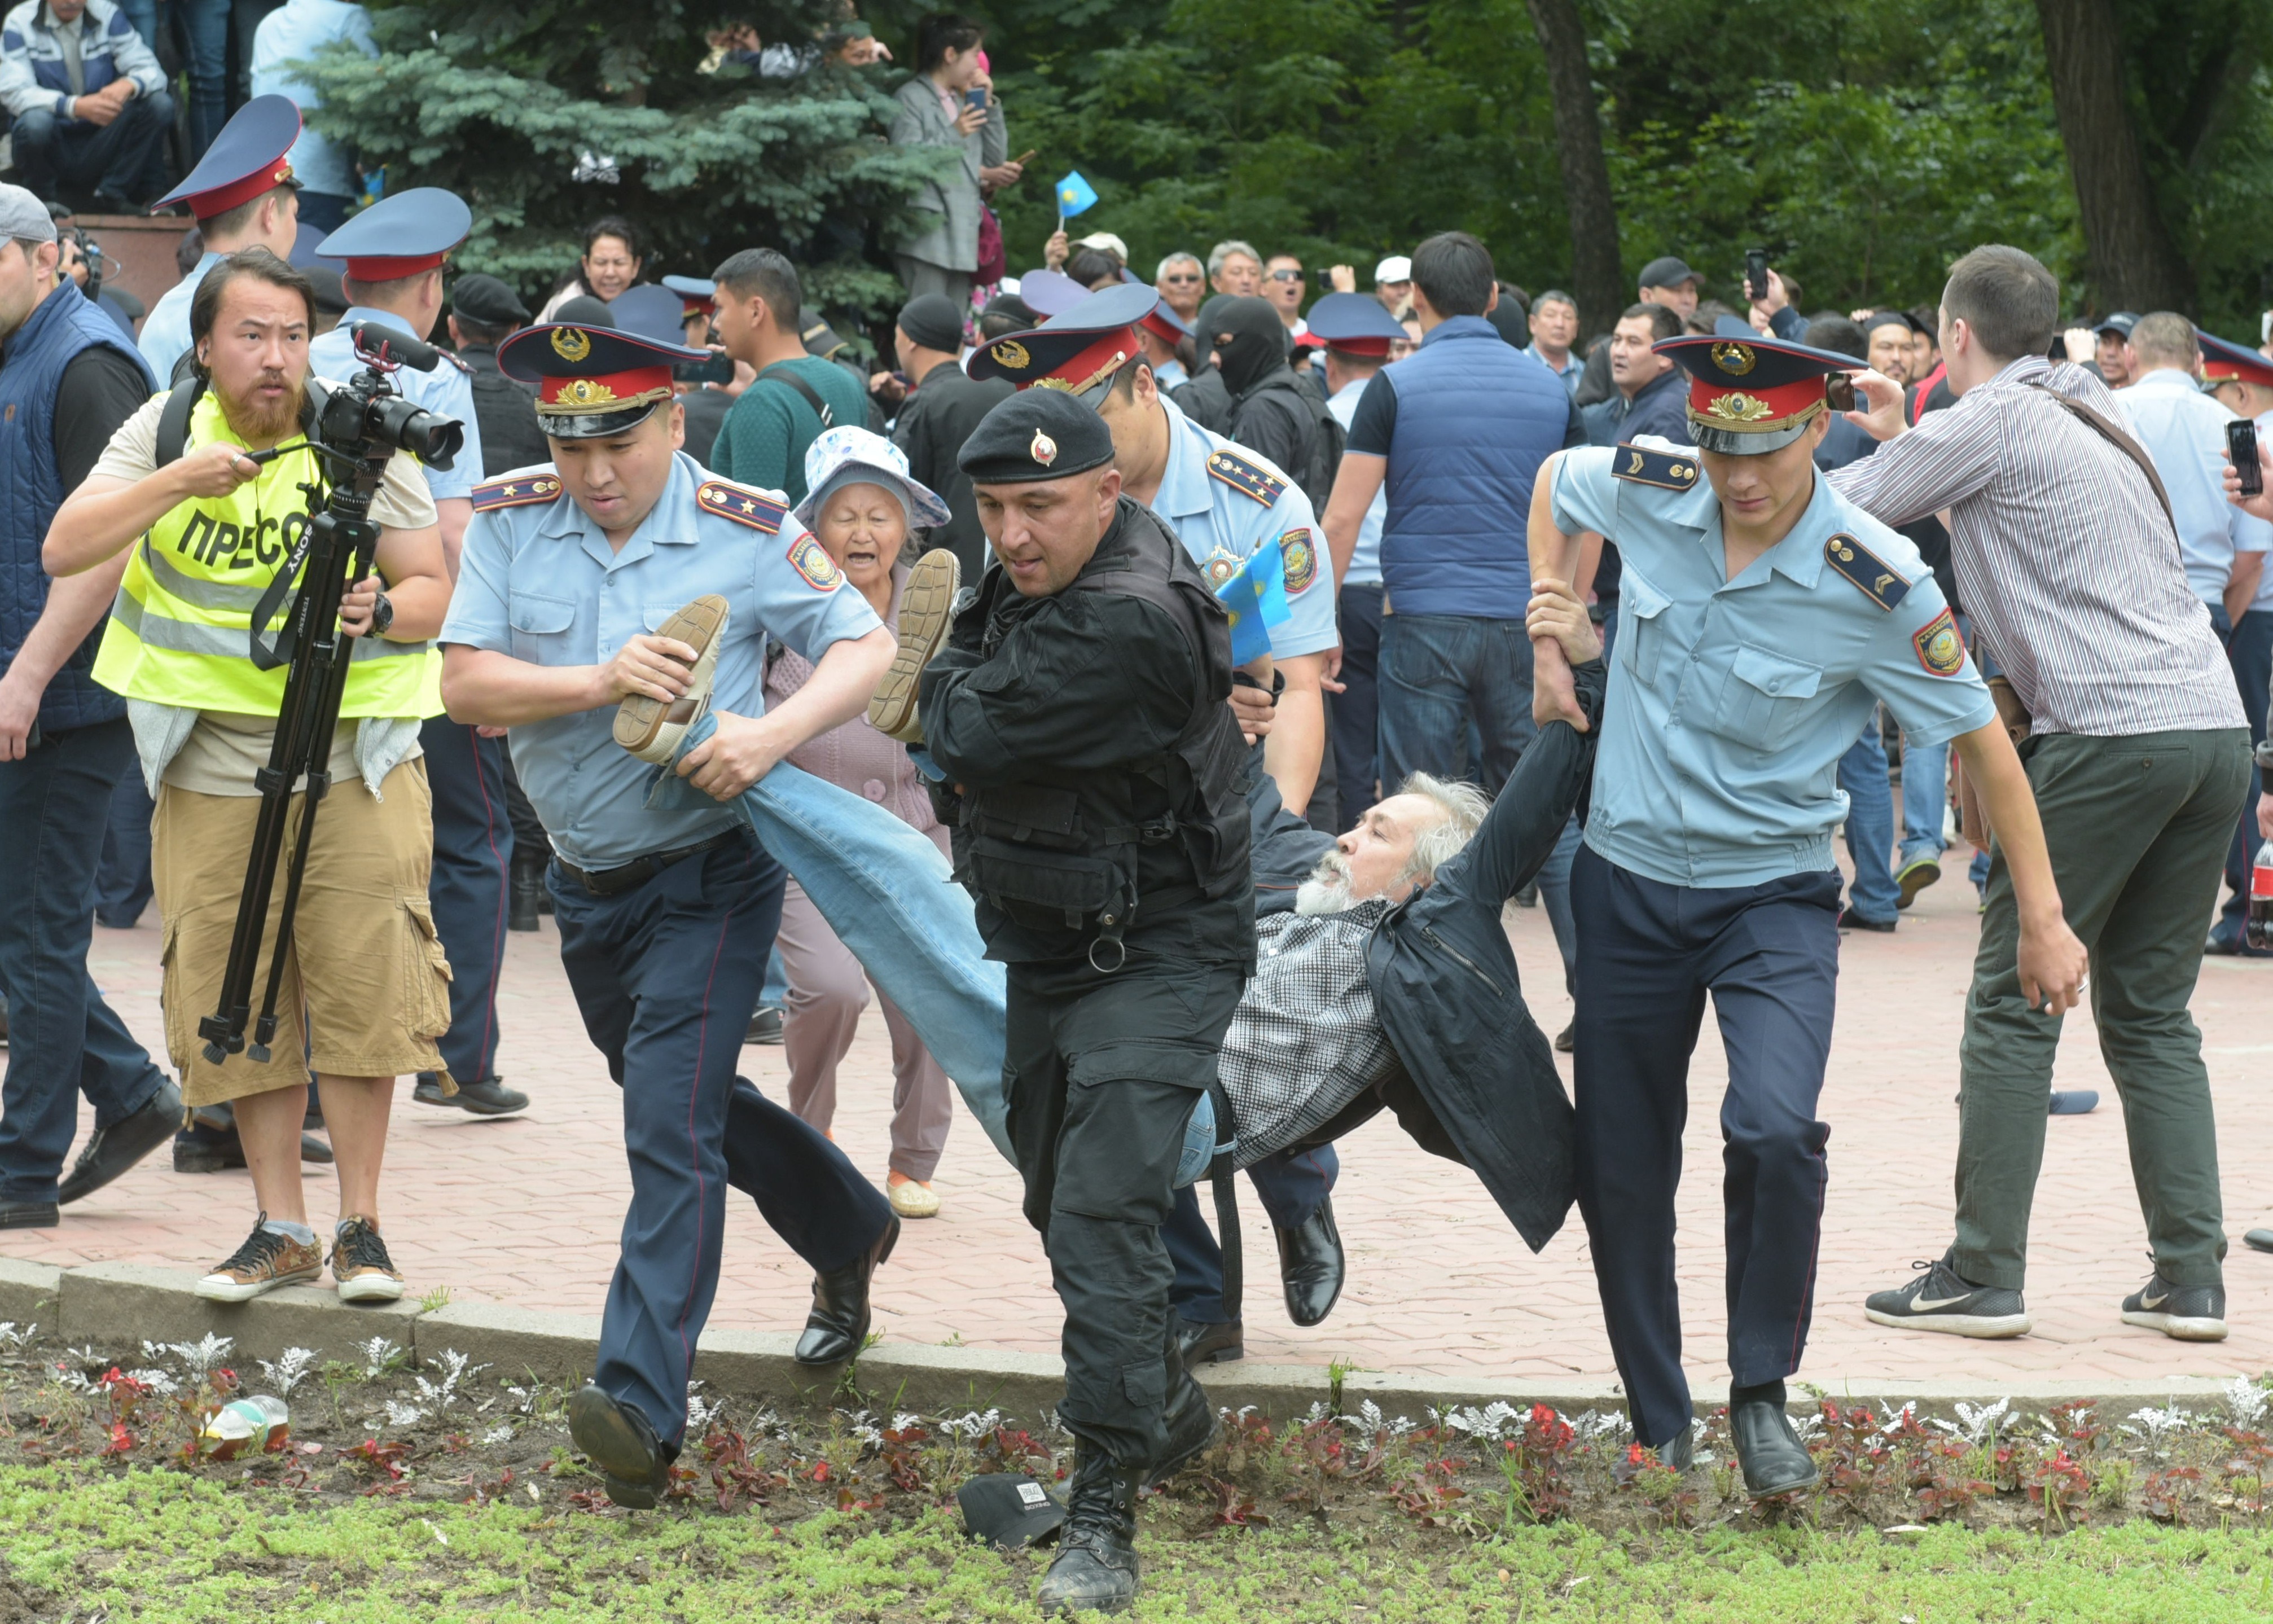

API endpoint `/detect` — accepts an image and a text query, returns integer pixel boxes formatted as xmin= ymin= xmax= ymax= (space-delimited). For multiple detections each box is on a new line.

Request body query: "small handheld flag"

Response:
xmin=1055 ymin=170 xmax=1099 ymax=227
xmin=1214 ymin=538 xmax=1291 ymax=666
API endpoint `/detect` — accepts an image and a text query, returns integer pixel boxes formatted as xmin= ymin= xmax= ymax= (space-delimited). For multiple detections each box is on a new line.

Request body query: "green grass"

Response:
xmin=10 ymin=1464 xmax=2273 ymax=1622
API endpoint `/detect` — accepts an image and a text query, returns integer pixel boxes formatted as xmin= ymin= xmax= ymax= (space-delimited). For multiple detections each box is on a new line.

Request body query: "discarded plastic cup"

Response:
xmin=202 ymin=1394 xmax=291 ymax=1460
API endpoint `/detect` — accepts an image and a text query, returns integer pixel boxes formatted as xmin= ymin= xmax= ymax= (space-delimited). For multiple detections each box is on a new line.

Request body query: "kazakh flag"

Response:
xmin=1215 ymin=537 xmax=1291 ymax=666
xmin=1055 ymin=170 xmax=1099 ymax=219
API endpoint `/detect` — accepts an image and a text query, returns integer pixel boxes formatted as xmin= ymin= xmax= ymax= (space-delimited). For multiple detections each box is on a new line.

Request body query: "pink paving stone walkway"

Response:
xmin=8 ymin=849 xmax=2273 ymax=1393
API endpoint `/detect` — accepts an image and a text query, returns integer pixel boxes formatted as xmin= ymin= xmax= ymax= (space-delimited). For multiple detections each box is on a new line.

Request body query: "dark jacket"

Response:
xmin=891 ymin=357 xmax=1012 ymax=580
xmin=1362 ymin=658 xmax=1605 ymax=1250
xmin=1169 ymin=366 xmax=1234 ymax=436
xmin=1228 ymin=369 xmax=1329 ymax=510
xmin=458 ymin=343 xmax=550 ymax=477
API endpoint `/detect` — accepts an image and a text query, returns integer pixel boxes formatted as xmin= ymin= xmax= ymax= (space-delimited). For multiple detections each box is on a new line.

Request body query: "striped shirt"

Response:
xmin=1829 ymin=355 xmax=2243 ymax=738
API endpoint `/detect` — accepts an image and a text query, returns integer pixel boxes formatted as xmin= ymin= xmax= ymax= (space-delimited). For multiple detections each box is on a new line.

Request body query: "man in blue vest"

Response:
xmin=0 ymin=182 xmax=178 ymax=1229
xmin=1321 ymin=231 xmax=1586 ymax=803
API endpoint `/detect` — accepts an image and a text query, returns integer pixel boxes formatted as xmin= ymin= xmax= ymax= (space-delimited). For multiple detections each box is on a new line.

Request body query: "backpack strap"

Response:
xmin=154 ymin=377 xmax=205 ymax=468
xmin=754 ymin=361 xmax=837 ymax=429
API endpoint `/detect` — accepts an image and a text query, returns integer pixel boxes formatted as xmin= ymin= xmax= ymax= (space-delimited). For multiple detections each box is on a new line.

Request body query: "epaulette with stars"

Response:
xmin=1205 ymin=449 xmax=1286 ymax=507
xmin=470 ymin=472 xmax=564 ymax=511
xmin=698 ymin=479 xmax=788 ymax=534
xmin=1609 ymin=443 xmax=1698 ymax=490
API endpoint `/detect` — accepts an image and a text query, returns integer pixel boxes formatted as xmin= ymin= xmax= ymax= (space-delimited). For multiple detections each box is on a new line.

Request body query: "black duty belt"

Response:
xmin=555 ymin=829 xmax=743 ymax=897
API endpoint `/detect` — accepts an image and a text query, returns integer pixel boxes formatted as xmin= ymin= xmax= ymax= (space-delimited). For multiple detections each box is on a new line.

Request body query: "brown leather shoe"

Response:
xmin=867 ymin=548 xmax=959 ymax=744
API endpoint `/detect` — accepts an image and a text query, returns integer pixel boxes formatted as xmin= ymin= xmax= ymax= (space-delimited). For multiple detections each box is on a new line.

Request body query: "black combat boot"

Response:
xmin=1035 ymin=1450 xmax=1142 ymax=1615
xmin=509 ymin=855 xmax=543 ymax=932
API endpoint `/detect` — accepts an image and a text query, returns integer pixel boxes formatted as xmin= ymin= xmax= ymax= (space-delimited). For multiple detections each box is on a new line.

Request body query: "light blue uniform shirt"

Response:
xmin=310 ymin=308 xmax=484 ymax=504
xmin=439 ymin=452 xmax=884 ymax=869
xmin=249 ymin=0 xmax=376 ymax=197
xmin=2118 ymin=367 xmax=2273 ymax=609
xmin=1148 ymin=394 xmax=1337 ymax=661
xmin=1551 ymin=440 xmax=1997 ymax=889
xmin=1152 ymin=357 xmax=1189 ymax=392
xmin=138 ymin=250 xmax=220 ymax=385
xmin=1327 ymin=375 xmax=1386 ymax=585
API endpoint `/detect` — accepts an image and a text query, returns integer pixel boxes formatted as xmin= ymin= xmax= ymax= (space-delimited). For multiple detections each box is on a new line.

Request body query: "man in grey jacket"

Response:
xmin=887 ymin=12 xmax=1019 ymax=312
xmin=0 ymin=0 xmax=170 ymax=209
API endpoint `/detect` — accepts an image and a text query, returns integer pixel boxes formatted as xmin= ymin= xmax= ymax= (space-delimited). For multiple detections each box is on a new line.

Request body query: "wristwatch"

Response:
xmin=368 ymin=591 xmax=394 ymax=636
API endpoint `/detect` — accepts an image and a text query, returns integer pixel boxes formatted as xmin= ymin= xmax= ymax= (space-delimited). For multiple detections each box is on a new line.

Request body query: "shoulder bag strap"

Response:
xmin=754 ymin=361 xmax=836 ymax=429
xmin=2022 ymin=378 xmax=2177 ymax=542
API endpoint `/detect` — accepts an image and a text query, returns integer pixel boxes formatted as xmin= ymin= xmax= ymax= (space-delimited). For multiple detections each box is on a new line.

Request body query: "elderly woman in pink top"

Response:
xmin=765 ymin=427 xmax=962 ymax=1218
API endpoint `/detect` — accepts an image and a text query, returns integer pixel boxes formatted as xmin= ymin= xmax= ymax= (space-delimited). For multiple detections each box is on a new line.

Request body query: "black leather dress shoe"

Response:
xmin=567 ymin=1382 xmax=671 ymax=1509
xmin=1174 ymin=1316 xmax=1243 ymax=1365
xmin=1656 ymin=1421 xmax=1696 ymax=1473
xmin=1275 ymin=1196 xmax=1345 ymax=1327
xmin=1730 ymin=1399 xmax=1818 ymax=1498
xmin=0 ymin=1198 xmax=59 ymax=1230
xmin=795 ymin=1215 xmax=899 ymax=1364
xmin=59 ymin=1079 xmax=183 ymax=1205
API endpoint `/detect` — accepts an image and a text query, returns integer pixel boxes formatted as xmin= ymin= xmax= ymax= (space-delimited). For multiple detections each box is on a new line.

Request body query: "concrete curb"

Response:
xmin=5 ymin=1259 xmax=2259 ymax=1421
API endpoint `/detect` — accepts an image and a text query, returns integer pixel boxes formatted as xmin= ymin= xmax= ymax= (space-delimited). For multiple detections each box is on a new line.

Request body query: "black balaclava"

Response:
xmin=1212 ymin=295 xmax=1292 ymax=396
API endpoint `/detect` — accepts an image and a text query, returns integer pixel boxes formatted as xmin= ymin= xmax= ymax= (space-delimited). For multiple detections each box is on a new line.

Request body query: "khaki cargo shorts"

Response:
xmin=154 ymin=758 xmax=453 ymax=1107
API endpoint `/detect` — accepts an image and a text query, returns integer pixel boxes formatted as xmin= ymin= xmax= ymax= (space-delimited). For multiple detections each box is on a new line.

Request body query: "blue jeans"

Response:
xmin=95 ymin=765 xmax=153 ymax=928
xmin=1838 ymin=711 xmax=1898 ymax=923
xmin=2213 ymin=605 xmax=2273 ymax=937
xmin=0 ymin=719 xmax=169 ymax=1204
xmin=117 ymin=0 xmax=227 ymax=154
xmin=645 ymin=715 xmax=1012 ymax=1161
xmin=1900 ymin=735 xmax=1950 ymax=869
xmin=10 ymin=89 xmax=174 ymax=204
xmin=1377 ymin=612 xmax=1536 ymax=796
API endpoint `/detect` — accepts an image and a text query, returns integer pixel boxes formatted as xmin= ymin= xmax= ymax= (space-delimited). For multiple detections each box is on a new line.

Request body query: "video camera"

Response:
xmin=197 ymin=322 xmax=464 ymax=1066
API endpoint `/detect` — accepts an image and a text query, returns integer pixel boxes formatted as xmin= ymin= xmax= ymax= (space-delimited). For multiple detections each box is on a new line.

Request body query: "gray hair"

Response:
xmin=1207 ymin=240 xmax=1261 ymax=278
xmin=1156 ymin=251 xmax=1201 ymax=280
xmin=1396 ymin=771 xmax=1491 ymax=883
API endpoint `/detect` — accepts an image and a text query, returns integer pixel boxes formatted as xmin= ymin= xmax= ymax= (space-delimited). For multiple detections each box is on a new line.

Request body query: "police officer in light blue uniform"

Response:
xmin=969 ymin=284 xmax=1347 ymax=1367
xmin=305 ymin=187 xmax=520 ymax=1116
xmin=437 ymin=321 xmax=900 ymax=1510
xmin=1529 ymin=326 xmax=2082 ymax=1498
xmin=138 ymin=95 xmax=305 ymax=385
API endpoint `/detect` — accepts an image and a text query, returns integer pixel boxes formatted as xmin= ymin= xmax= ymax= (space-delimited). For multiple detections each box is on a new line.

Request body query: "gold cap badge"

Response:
xmin=551 ymin=327 xmax=593 ymax=363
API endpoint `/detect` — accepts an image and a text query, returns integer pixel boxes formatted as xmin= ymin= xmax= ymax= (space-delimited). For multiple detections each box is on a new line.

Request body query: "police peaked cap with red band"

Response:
xmin=1138 ymin=298 xmax=1191 ymax=346
xmin=497 ymin=323 xmax=712 ymax=440
xmin=314 ymin=187 xmax=471 ymax=283
xmin=1304 ymin=291 xmax=1406 ymax=357
xmin=152 ymin=95 xmax=301 ymax=221
xmin=661 ymin=275 xmax=716 ymax=317
xmin=965 ymin=283 xmax=1160 ymax=405
xmin=2198 ymin=329 xmax=2273 ymax=392
xmin=1655 ymin=318 xmax=1867 ymax=455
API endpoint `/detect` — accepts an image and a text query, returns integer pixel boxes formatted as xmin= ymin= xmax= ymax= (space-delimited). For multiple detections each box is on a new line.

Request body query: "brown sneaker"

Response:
xmin=867 ymin=547 xmax=960 ymax=744
xmin=195 ymin=1215 xmax=323 ymax=1302
xmin=613 ymin=593 xmax=730 ymax=764
xmin=330 ymin=1215 xmax=406 ymax=1304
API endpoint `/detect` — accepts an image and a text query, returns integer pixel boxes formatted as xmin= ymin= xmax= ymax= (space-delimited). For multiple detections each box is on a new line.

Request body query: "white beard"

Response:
xmin=1293 ymin=851 xmax=1358 ymax=916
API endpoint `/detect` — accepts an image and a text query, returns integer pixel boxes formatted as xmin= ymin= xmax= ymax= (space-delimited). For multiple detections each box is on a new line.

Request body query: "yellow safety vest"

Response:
xmin=91 ymin=388 xmax=441 ymax=719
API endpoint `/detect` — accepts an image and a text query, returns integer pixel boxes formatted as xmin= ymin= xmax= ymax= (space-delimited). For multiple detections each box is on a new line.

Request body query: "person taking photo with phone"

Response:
xmin=887 ymin=11 xmax=1016 ymax=314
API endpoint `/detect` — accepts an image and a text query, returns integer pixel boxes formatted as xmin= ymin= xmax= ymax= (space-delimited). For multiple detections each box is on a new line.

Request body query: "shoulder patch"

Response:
xmin=437 ymin=350 xmax=472 ymax=375
xmin=470 ymin=473 xmax=564 ymax=512
xmin=1912 ymin=607 xmax=1965 ymax=676
xmin=1205 ymin=449 xmax=1286 ymax=507
xmin=1609 ymin=442 xmax=1699 ymax=490
xmin=699 ymin=480 xmax=788 ymax=534
xmin=1280 ymin=528 xmax=1319 ymax=595
xmin=1823 ymin=532 xmax=1910 ymax=611
xmin=786 ymin=533 xmax=842 ymax=591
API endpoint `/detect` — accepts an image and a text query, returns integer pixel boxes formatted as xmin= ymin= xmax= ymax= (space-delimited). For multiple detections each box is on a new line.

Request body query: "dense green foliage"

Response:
xmin=291 ymin=0 xmax=2272 ymax=339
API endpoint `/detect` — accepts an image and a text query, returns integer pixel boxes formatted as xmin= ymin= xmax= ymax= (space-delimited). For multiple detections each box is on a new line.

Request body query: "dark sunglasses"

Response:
xmin=1162 ymin=271 xmax=1201 ymax=283
xmin=1267 ymin=268 xmax=1305 ymax=282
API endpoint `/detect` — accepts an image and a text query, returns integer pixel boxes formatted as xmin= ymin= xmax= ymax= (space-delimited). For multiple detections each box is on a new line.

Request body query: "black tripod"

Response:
xmin=197 ymin=326 xmax=463 ymax=1067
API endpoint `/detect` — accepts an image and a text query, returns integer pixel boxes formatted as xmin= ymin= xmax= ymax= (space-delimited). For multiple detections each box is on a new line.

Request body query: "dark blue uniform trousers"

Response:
xmin=422 ymin=718 xmax=513 ymax=1083
xmin=2215 ymin=607 xmax=2272 ymax=940
xmin=0 ymin=720 xmax=170 ymax=1204
xmin=1570 ymin=845 xmax=1840 ymax=1451
xmin=1162 ymin=1146 xmax=1338 ymax=1324
xmin=549 ymin=833 xmax=893 ymax=1447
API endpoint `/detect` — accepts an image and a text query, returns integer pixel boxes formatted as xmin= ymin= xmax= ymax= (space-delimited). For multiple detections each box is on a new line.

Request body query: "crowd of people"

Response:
xmin=0 ymin=12 xmax=2270 ymax=1618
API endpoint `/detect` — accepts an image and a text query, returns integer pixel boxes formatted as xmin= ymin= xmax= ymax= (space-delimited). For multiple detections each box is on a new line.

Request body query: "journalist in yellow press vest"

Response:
xmin=43 ymin=248 xmax=453 ymax=1307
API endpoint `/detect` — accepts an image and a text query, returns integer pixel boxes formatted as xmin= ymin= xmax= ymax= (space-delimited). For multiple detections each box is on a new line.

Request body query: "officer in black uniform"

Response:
xmin=920 ymin=390 xmax=1252 ymax=1616
xmin=446 ymin=274 xmax=550 ymax=478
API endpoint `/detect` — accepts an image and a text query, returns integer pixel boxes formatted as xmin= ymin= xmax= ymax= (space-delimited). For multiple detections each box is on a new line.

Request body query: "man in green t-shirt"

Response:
xmin=708 ymin=248 xmax=867 ymax=502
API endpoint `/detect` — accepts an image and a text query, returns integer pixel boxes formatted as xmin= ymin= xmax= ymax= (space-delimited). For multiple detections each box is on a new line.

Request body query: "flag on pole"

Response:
xmin=1055 ymin=170 xmax=1099 ymax=223
xmin=1214 ymin=538 xmax=1292 ymax=666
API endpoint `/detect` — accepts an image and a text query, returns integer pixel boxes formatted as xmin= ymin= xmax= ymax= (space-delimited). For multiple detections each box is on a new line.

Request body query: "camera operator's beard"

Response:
xmin=1295 ymin=851 xmax=1359 ymax=916
xmin=217 ymin=372 xmax=308 ymax=446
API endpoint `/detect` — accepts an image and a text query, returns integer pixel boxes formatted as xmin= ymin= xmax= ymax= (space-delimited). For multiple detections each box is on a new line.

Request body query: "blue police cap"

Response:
xmin=1304 ymin=291 xmax=1405 ymax=354
xmin=610 ymin=284 xmax=691 ymax=346
xmin=497 ymin=322 xmax=710 ymax=441
xmin=152 ymin=94 xmax=301 ymax=221
xmin=314 ymin=187 xmax=471 ymax=283
xmin=1655 ymin=321 xmax=1869 ymax=455
xmin=1013 ymin=269 xmax=1087 ymax=318
xmin=966 ymin=282 xmax=1160 ymax=403
xmin=2198 ymin=328 xmax=2273 ymax=393
xmin=660 ymin=274 xmax=716 ymax=316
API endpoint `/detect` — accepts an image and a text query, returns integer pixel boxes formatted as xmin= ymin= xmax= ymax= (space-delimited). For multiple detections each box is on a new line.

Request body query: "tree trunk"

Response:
xmin=2034 ymin=0 xmax=2195 ymax=312
xmin=1525 ymin=0 xmax=1624 ymax=337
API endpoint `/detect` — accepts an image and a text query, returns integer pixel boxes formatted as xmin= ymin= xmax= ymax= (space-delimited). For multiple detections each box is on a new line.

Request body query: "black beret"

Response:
xmin=957 ymin=388 xmax=1114 ymax=485
xmin=454 ymin=273 xmax=530 ymax=327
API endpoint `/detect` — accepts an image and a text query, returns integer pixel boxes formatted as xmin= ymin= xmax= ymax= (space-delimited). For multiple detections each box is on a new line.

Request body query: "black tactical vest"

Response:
xmin=953 ymin=502 xmax=1251 ymax=959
